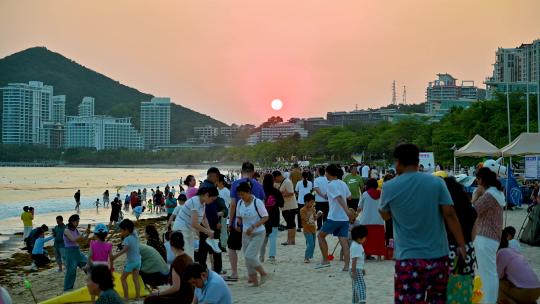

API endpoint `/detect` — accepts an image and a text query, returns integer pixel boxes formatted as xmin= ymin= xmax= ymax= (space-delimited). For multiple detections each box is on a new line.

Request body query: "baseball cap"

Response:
xmin=94 ymin=223 xmax=109 ymax=234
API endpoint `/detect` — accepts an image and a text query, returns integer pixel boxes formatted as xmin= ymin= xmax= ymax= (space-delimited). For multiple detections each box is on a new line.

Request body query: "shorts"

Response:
xmin=124 ymin=260 xmax=141 ymax=272
xmin=227 ymin=228 xmax=242 ymax=251
xmin=321 ymin=219 xmax=349 ymax=237
xmin=282 ymin=209 xmax=297 ymax=229
xmin=394 ymin=256 xmax=449 ymax=303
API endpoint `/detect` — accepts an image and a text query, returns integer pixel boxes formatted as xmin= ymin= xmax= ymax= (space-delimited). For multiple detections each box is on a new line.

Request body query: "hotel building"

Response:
xmin=140 ymin=97 xmax=171 ymax=148
xmin=425 ymin=74 xmax=485 ymax=116
xmin=65 ymin=115 xmax=143 ymax=150
xmin=78 ymin=96 xmax=95 ymax=117
xmin=1 ymin=81 xmax=53 ymax=144
xmin=261 ymin=123 xmax=308 ymax=141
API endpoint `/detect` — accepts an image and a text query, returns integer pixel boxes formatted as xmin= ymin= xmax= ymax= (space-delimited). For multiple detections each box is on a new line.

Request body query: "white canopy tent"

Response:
xmin=454 ymin=135 xmax=501 ymax=173
xmin=500 ymin=132 xmax=540 ymax=156
xmin=455 ymin=134 xmax=501 ymax=157
xmin=499 ymin=133 xmax=540 ymax=225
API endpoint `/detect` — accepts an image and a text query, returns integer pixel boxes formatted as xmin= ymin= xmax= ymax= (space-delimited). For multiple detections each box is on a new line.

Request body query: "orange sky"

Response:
xmin=1 ymin=0 xmax=539 ymax=125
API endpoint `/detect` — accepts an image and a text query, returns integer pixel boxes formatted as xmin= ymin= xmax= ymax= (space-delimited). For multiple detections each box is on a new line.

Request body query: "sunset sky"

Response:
xmin=1 ymin=0 xmax=539 ymax=125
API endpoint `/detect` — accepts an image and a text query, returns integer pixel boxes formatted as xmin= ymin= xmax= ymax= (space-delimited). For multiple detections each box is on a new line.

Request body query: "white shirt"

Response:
xmin=327 ymin=179 xmax=351 ymax=221
xmin=350 ymin=241 xmax=365 ymax=271
xmin=361 ymin=165 xmax=370 ymax=178
xmin=172 ymin=196 xmax=205 ymax=231
xmin=218 ymin=187 xmax=231 ymax=210
xmin=236 ymin=197 xmax=268 ymax=235
xmin=295 ymin=180 xmax=313 ymax=205
xmin=358 ymin=192 xmax=384 ymax=225
xmin=313 ymin=176 xmax=329 ymax=202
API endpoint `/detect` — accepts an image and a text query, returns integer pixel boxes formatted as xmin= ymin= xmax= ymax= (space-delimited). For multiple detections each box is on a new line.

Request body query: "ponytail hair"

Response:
xmin=302 ymin=171 xmax=309 ymax=188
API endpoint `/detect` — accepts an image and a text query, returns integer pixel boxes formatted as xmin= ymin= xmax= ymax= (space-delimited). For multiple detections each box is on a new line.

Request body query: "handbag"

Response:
xmin=446 ymin=257 xmax=473 ymax=304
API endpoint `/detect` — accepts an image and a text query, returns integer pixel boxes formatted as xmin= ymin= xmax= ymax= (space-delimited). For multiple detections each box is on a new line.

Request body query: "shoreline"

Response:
xmin=3 ymin=162 xmax=243 ymax=170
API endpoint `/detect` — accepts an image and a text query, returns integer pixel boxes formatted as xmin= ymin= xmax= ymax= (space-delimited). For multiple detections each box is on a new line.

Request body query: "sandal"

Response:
xmin=223 ymin=275 xmax=238 ymax=282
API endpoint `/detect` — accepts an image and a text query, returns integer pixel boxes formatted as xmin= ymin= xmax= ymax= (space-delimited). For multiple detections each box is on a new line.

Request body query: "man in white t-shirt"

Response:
xmin=313 ymin=167 xmax=329 ymax=230
xmin=315 ymin=164 xmax=353 ymax=270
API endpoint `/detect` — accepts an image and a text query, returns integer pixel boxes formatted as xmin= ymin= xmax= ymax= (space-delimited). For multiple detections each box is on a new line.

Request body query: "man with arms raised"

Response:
xmin=379 ymin=144 xmax=466 ymax=303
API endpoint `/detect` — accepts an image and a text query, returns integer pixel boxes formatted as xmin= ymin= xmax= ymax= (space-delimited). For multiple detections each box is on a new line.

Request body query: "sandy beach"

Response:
xmin=2 ymin=207 xmax=539 ymax=303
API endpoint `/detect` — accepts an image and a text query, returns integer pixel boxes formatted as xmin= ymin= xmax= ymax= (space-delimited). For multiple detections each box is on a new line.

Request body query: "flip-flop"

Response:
xmin=223 ymin=276 xmax=238 ymax=282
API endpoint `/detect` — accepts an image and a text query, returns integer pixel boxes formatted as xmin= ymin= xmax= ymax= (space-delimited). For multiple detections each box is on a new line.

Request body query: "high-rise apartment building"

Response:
xmin=78 ymin=96 xmax=95 ymax=117
xmin=485 ymin=39 xmax=540 ymax=98
xmin=65 ymin=116 xmax=143 ymax=150
xmin=51 ymin=95 xmax=66 ymax=124
xmin=140 ymin=97 xmax=171 ymax=148
xmin=1 ymin=81 xmax=53 ymax=144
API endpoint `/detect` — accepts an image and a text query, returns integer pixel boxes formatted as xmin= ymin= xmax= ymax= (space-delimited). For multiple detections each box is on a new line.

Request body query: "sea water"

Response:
xmin=0 ymin=166 xmax=207 ymax=235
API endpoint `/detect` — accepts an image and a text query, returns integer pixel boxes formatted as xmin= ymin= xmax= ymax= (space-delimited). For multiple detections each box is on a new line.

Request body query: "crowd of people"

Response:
xmin=12 ymin=145 xmax=540 ymax=304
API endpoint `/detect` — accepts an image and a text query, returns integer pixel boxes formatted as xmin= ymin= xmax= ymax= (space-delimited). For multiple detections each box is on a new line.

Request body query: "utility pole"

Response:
xmin=392 ymin=80 xmax=397 ymax=105
xmin=402 ymin=85 xmax=407 ymax=104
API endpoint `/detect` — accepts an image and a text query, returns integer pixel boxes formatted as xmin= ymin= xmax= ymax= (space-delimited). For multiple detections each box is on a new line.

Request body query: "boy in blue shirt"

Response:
xmin=52 ymin=215 xmax=66 ymax=272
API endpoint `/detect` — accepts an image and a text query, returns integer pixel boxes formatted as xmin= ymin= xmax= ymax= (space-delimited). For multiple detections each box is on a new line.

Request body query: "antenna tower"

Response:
xmin=391 ymin=80 xmax=397 ymax=105
xmin=402 ymin=86 xmax=407 ymax=104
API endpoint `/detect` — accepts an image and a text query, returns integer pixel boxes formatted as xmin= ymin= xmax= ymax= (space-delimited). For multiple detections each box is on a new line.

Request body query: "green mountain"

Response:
xmin=0 ymin=47 xmax=227 ymax=143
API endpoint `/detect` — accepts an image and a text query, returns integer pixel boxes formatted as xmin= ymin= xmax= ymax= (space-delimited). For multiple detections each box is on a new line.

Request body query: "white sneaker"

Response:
xmin=205 ymin=238 xmax=222 ymax=254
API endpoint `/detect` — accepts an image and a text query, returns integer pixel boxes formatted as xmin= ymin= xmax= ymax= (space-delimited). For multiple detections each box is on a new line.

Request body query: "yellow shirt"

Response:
xmin=21 ymin=211 xmax=33 ymax=227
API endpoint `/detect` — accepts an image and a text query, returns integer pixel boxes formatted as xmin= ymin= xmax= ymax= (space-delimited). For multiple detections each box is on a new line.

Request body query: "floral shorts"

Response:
xmin=394 ymin=256 xmax=449 ymax=304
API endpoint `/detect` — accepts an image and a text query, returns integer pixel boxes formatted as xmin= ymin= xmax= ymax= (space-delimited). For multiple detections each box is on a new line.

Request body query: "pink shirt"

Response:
xmin=186 ymin=187 xmax=198 ymax=199
xmin=90 ymin=240 xmax=112 ymax=263
xmin=497 ymin=248 xmax=540 ymax=289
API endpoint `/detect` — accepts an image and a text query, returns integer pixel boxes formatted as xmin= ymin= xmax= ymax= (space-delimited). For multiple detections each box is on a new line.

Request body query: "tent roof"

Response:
xmin=455 ymin=134 xmax=500 ymax=157
xmin=501 ymin=133 xmax=540 ymax=156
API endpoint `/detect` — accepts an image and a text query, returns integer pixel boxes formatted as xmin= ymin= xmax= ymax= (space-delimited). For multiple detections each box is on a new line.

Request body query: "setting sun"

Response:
xmin=271 ymin=99 xmax=283 ymax=111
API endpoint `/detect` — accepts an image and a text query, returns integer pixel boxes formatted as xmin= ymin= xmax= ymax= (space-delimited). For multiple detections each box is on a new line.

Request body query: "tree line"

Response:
xmin=1 ymin=93 xmax=537 ymax=167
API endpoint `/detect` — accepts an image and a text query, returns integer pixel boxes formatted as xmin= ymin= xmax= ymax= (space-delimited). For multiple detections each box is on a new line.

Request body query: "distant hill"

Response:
xmin=0 ymin=47 xmax=227 ymax=143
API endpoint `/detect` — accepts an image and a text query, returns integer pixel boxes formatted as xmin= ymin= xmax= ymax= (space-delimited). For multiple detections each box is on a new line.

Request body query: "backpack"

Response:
xmin=238 ymin=198 xmax=264 ymax=219
xmin=265 ymin=191 xmax=284 ymax=209
xmin=238 ymin=198 xmax=271 ymax=234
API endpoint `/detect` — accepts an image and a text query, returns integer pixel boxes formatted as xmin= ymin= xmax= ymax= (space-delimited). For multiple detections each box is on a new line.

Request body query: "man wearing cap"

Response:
xmin=226 ymin=161 xmax=265 ymax=281
xmin=197 ymin=167 xmax=227 ymax=274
